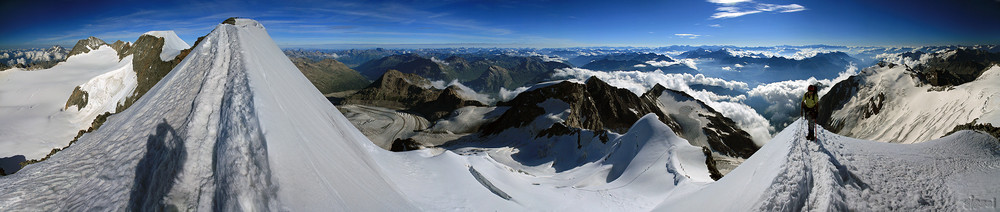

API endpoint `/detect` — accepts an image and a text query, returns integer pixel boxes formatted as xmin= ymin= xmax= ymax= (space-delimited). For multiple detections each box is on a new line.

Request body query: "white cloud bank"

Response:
xmin=430 ymin=79 xmax=495 ymax=104
xmin=645 ymin=59 xmax=699 ymax=70
xmin=747 ymin=64 xmax=857 ymax=128
xmin=499 ymin=86 xmax=530 ymax=102
xmin=551 ymin=67 xmax=772 ymax=144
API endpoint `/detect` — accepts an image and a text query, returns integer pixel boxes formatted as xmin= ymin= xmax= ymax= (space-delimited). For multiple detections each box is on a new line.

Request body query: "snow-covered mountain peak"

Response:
xmin=141 ymin=31 xmax=190 ymax=61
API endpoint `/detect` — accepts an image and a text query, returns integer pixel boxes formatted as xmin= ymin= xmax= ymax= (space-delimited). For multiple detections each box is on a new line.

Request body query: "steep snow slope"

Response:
xmin=0 ymin=46 xmax=130 ymax=160
xmin=658 ymin=120 xmax=1000 ymax=211
xmin=826 ymin=64 xmax=1000 ymax=143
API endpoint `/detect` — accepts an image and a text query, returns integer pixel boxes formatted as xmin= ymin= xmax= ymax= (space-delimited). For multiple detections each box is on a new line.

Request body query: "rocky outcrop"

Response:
xmin=289 ymin=57 xmax=369 ymax=94
xmin=481 ymin=76 xmax=678 ymax=139
xmin=343 ymin=69 xmax=440 ymax=109
xmin=344 ymin=70 xmax=487 ymax=121
xmin=222 ymin=17 xmax=238 ymax=25
xmin=817 ymin=75 xmax=861 ymax=133
xmin=945 ymin=120 xmax=1000 ymax=141
xmin=67 ymin=37 xmax=108 ymax=57
xmin=390 ymin=138 xmax=423 ymax=152
xmin=468 ymin=57 xmax=570 ymax=93
xmin=354 ymin=54 xmax=452 ymax=81
xmin=110 ymin=40 xmax=132 ymax=60
xmin=116 ymin=34 xmax=191 ymax=112
xmin=410 ymin=85 xmax=487 ymax=120
xmin=641 ymin=85 xmax=758 ymax=158
xmin=64 ymin=86 xmax=89 ymax=110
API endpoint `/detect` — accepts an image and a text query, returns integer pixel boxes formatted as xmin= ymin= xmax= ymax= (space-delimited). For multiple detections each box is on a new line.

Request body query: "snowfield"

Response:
xmin=829 ymin=64 xmax=1000 ymax=143
xmin=1 ymin=19 xmax=998 ymax=211
xmin=0 ymin=46 xmax=132 ymax=160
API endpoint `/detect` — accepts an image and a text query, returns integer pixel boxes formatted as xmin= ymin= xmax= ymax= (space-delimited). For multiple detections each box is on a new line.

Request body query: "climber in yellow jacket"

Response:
xmin=801 ymin=85 xmax=819 ymax=141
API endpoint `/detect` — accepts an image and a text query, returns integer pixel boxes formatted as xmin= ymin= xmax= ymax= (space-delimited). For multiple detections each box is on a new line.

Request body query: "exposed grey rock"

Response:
xmin=67 ymin=37 xmax=108 ymax=57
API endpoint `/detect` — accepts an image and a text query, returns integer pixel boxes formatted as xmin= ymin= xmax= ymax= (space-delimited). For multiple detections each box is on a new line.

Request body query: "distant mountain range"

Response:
xmin=573 ymin=52 xmax=697 ymax=74
xmin=352 ymin=53 xmax=571 ymax=93
xmin=678 ymin=48 xmax=859 ymax=83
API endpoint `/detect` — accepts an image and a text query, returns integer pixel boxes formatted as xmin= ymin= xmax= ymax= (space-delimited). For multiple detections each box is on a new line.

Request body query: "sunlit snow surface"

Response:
xmin=1 ymin=19 xmax=998 ymax=211
xmin=829 ymin=64 xmax=1000 ymax=143
xmin=0 ymin=46 xmax=132 ymax=160
xmin=143 ymin=31 xmax=190 ymax=61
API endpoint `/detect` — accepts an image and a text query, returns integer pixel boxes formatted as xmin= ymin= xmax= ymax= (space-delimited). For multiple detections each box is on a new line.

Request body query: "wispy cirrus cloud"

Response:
xmin=675 ymin=33 xmax=702 ymax=39
xmin=708 ymin=1 xmax=806 ymax=19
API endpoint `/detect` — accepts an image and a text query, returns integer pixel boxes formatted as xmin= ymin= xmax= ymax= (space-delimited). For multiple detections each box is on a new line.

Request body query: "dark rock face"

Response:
xmin=817 ymin=75 xmax=861 ymax=133
xmin=642 ymin=85 xmax=758 ymax=158
xmin=343 ymin=69 xmax=440 ymax=109
xmin=390 ymin=138 xmax=422 ymax=151
xmin=863 ymin=93 xmax=885 ymax=119
xmin=289 ymin=57 xmax=369 ymax=94
xmin=481 ymin=76 xmax=678 ymax=138
xmin=67 ymin=37 xmax=108 ymax=57
xmin=344 ymin=70 xmax=486 ymax=121
xmin=467 ymin=57 xmax=569 ymax=93
xmin=905 ymin=49 xmax=1000 ymax=87
xmin=110 ymin=40 xmax=132 ymax=60
xmin=117 ymin=34 xmax=186 ymax=113
xmin=355 ymin=54 xmax=451 ymax=81
xmin=222 ymin=17 xmax=238 ymax=25
xmin=410 ymin=85 xmax=486 ymax=120
xmin=702 ymin=147 xmax=723 ymax=181
xmin=64 ymin=86 xmax=89 ymax=110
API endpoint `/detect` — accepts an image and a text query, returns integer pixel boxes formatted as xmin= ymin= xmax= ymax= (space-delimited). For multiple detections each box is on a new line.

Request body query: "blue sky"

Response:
xmin=1 ymin=0 xmax=998 ymax=49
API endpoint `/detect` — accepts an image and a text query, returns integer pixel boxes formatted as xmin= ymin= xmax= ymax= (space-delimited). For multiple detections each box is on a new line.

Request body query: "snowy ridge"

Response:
xmin=142 ymin=31 xmax=190 ymax=61
xmin=658 ymin=120 xmax=1000 ymax=211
